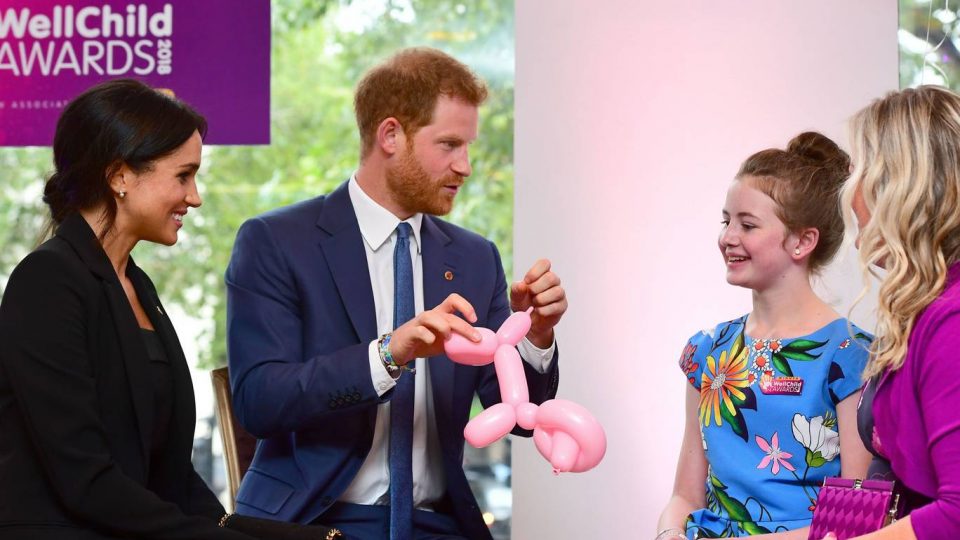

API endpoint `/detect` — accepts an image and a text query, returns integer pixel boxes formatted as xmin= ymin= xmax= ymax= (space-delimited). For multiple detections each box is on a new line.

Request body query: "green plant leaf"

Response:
xmin=709 ymin=473 xmax=772 ymax=535
xmin=780 ymin=350 xmax=819 ymax=362
xmin=730 ymin=330 xmax=746 ymax=361
xmin=742 ymin=521 xmax=773 ymax=535
xmin=772 ymin=353 xmax=794 ymax=377
xmin=783 ymin=338 xmax=827 ymax=352
xmin=719 ymin=400 xmax=749 ymax=442
xmin=805 ymin=449 xmax=827 ymax=468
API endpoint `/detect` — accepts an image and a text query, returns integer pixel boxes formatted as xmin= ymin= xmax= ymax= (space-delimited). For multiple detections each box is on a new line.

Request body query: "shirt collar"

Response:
xmin=348 ymin=173 xmax=422 ymax=253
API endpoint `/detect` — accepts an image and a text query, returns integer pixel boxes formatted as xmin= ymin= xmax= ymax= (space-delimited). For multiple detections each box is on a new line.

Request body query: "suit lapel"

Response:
xmin=421 ymin=217 xmax=462 ymax=431
xmin=57 ymin=215 xmax=154 ymax=465
xmin=316 ymin=182 xmax=378 ymax=342
xmin=55 ymin=214 xmax=115 ymax=282
xmin=130 ymin=263 xmax=195 ymax=462
xmin=100 ymin=272 xmax=155 ymax=466
xmin=315 ymin=185 xmax=466 ymax=436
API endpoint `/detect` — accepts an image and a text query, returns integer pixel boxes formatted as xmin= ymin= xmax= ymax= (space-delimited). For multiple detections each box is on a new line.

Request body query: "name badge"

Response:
xmin=759 ymin=374 xmax=804 ymax=396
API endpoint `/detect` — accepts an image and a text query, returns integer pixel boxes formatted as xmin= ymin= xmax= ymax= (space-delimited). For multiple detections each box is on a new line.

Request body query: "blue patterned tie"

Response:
xmin=390 ymin=222 xmax=415 ymax=540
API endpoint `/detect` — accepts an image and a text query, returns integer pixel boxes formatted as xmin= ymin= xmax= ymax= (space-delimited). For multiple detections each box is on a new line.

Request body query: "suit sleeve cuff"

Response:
xmin=368 ymin=340 xmax=397 ymax=396
xmin=518 ymin=336 xmax=556 ymax=374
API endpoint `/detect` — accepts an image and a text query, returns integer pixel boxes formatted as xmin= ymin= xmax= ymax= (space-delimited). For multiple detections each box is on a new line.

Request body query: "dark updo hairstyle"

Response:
xmin=735 ymin=131 xmax=850 ymax=273
xmin=42 ymin=79 xmax=207 ymax=239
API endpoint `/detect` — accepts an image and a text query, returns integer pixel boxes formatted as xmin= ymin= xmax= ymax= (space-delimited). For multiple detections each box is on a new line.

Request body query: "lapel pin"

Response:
xmin=444 ymin=270 xmax=454 ymax=281
xmin=156 ymin=306 xmax=164 ymax=316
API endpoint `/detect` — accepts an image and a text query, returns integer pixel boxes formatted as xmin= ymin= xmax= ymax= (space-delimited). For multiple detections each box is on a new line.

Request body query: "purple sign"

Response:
xmin=0 ymin=0 xmax=270 ymax=146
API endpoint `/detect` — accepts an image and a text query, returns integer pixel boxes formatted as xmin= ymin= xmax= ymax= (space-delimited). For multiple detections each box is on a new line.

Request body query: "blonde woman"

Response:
xmin=824 ymin=85 xmax=960 ymax=540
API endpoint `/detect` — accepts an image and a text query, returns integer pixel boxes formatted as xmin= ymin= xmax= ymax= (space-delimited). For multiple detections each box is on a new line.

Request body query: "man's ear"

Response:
xmin=376 ymin=117 xmax=405 ymax=157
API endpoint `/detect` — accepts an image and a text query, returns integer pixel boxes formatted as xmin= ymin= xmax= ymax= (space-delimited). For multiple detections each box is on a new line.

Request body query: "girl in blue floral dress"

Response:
xmin=656 ymin=132 xmax=873 ymax=540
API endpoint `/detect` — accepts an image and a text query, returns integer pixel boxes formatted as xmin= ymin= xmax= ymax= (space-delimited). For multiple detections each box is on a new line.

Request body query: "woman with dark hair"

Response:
xmin=0 ymin=79 xmax=256 ymax=539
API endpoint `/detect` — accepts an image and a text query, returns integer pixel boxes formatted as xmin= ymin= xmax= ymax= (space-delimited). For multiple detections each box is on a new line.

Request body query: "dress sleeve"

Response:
xmin=826 ymin=328 xmax=871 ymax=404
xmin=679 ymin=328 xmax=713 ymax=392
xmin=910 ymin=312 xmax=960 ymax=539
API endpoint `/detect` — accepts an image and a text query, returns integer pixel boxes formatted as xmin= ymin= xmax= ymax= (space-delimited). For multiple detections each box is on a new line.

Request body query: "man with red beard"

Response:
xmin=225 ymin=48 xmax=566 ymax=540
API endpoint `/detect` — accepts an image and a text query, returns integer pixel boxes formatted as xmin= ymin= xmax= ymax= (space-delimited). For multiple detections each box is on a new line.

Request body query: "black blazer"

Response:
xmin=0 ymin=214 xmax=251 ymax=540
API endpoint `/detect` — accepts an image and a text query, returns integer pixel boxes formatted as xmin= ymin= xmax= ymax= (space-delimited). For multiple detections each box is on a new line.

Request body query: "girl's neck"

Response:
xmin=747 ymin=276 xmax=838 ymax=339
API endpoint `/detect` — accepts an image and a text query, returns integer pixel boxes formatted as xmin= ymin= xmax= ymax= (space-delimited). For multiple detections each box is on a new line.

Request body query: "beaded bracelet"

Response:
xmin=378 ymin=333 xmax=414 ymax=375
xmin=654 ymin=527 xmax=686 ymax=540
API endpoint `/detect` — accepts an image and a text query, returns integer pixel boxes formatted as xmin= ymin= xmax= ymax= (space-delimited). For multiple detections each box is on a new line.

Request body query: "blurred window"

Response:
xmin=0 ymin=1 xmax=515 ymax=538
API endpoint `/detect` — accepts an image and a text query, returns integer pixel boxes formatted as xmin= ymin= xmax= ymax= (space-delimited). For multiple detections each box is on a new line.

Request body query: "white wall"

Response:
xmin=512 ymin=2 xmax=897 ymax=537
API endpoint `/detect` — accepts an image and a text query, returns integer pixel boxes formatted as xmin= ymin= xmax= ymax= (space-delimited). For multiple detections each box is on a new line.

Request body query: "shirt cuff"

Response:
xmin=368 ymin=339 xmax=397 ymax=396
xmin=518 ymin=336 xmax=556 ymax=374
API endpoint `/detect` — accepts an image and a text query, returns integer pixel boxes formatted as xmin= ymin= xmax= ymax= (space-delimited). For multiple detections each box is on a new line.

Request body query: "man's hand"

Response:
xmin=510 ymin=259 xmax=567 ymax=349
xmin=389 ymin=293 xmax=481 ymax=365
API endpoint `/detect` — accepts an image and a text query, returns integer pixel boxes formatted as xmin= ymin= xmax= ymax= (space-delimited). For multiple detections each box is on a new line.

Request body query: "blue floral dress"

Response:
xmin=678 ymin=315 xmax=871 ymax=538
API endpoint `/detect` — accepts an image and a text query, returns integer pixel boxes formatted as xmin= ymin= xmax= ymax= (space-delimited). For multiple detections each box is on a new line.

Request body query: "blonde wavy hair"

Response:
xmin=842 ymin=85 xmax=960 ymax=379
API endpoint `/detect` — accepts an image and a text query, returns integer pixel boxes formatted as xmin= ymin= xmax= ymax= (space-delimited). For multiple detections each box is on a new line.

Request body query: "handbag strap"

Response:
xmin=857 ymin=378 xmax=883 ymax=460
xmin=856 ymin=377 xmax=934 ymax=516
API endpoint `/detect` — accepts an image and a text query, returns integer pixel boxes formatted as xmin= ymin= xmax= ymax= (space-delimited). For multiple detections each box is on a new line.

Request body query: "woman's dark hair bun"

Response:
xmin=41 ymin=79 xmax=206 ymax=240
xmin=42 ymin=173 xmax=69 ymax=223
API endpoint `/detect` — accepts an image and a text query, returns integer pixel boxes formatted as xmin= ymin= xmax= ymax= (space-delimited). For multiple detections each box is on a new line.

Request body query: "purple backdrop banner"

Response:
xmin=0 ymin=0 xmax=270 ymax=146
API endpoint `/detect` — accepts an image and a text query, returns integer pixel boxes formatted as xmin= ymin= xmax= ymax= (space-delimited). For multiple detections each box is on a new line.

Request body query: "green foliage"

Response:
xmin=0 ymin=148 xmax=51 ymax=283
xmin=707 ymin=472 xmax=772 ymax=535
xmin=805 ymin=448 xmax=827 ymax=469
xmin=899 ymin=0 xmax=960 ymax=90
xmin=771 ymin=338 xmax=826 ymax=377
xmin=0 ymin=0 xmax=515 ymax=370
xmin=770 ymin=355 xmax=792 ymax=378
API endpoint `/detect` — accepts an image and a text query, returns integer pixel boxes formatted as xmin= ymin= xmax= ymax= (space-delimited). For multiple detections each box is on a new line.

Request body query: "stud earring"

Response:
xmin=794 ymin=247 xmax=801 ymax=256
xmin=118 ymin=191 xmax=126 ymax=199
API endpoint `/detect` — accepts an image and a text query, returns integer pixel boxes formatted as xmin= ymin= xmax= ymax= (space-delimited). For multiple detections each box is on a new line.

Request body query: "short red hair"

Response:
xmin=354 ymin=47 xmax=488 ymax=158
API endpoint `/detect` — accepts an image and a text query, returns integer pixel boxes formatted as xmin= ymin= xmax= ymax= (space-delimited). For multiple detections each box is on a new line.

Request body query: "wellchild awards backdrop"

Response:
xmin=0 ymin=0 xmax=270 ymax=146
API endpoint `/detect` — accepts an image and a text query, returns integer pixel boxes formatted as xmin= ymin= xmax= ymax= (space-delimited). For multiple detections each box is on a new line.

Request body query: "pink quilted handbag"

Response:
xmin=808 ymin=478 xmax=901 ymax=540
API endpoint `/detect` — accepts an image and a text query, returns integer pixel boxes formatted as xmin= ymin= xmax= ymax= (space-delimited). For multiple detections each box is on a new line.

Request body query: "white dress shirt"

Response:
xmin=338 ymin=175 xmax=555 ymax=509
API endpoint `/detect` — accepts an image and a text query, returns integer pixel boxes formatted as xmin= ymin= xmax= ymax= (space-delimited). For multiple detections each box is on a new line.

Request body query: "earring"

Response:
xmin=794 ymin=247 xmax=801 ymax=256
xmin=118 ymin=191 xmax=126 ymax=199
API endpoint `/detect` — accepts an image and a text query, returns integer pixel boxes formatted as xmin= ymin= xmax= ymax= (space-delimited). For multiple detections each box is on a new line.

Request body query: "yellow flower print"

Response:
xmin=700 ymin=347 xmax=751 ymax=428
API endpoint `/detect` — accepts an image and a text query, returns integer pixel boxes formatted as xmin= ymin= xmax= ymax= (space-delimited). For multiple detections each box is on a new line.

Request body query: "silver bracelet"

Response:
xmin=654 ymin=527 xmax=686 ymax=540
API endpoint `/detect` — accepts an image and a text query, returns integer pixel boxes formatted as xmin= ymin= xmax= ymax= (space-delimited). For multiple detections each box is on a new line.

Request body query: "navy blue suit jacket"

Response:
xmin=225 ymin=182 xmax=559 ymax=539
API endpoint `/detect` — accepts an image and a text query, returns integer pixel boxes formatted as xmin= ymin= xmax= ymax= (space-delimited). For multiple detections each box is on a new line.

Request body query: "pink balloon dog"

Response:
xmin=444 ymin=308 xmax=606 ymax=474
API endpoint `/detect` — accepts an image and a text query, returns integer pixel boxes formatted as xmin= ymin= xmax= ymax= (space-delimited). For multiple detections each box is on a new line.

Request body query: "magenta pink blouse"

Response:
xmin=873 ymin=263 xmax=960 ymax=539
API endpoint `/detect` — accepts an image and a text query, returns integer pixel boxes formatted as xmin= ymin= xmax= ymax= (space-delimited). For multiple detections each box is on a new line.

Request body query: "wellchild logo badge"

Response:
xmin=759 ymin=374 xmax=804 ymax=396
